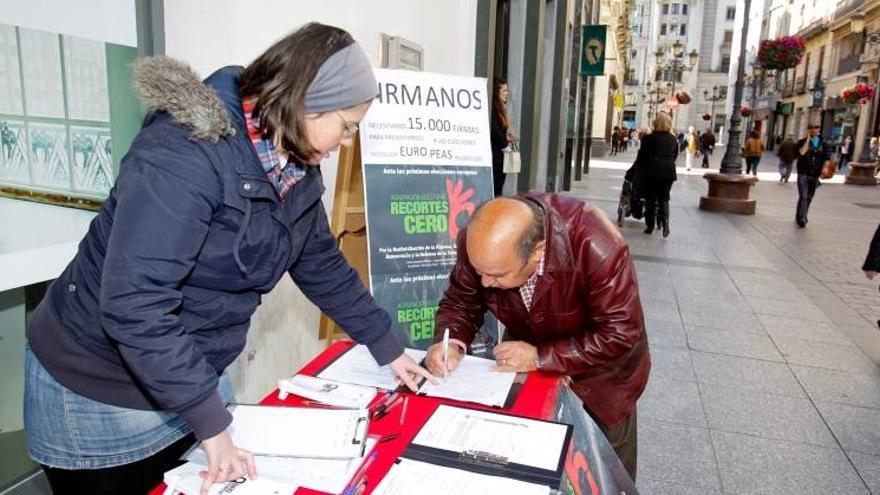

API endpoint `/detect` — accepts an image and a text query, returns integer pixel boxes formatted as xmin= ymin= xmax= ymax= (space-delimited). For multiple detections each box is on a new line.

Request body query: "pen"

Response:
xmin=373 ymin=394 xmax=403 ymax=419
xmin=377 ymin=433 xmax=400 ymax=443
xmin=370 ymin=392 xmax=399 ymax=417
xmin=343 ymin=452 xmax=377 ymax=495
xmin=399 ymin=396 xmax=409 ymax=426
xmin=442 ymin=327 xmax=450 ymax=379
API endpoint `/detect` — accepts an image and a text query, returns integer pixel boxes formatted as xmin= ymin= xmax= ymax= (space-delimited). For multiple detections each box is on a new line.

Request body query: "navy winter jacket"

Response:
xmin=27 ymin=60 xmax=403 ymax=440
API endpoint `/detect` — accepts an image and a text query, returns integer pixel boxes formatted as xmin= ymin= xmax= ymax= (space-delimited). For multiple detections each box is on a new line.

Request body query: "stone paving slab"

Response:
xmin=710 ymin=430 xmax=869 ymax=495
xmin=569 ymin=153 xmax=879 ymax=494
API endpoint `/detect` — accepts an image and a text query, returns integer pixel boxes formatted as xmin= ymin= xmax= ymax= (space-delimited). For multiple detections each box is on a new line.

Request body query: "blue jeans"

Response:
xmin=745 ymin=157 xmax=760 ymax=175
xmin=24 ymin=347 xmax=234 ymax=469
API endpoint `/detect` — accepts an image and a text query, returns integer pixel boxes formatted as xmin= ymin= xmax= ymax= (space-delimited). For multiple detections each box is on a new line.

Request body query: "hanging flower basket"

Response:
xmin=675 ymin=91 xmax=692 ymax=104
xmin=757 ymin=36 xmax=806 ymax=71
xmin=740 ymin=106 xmax=752 ymax=117
xmin=702 ymin=113 xmax=712 ymax=121
xmin=841 ymin=83 xmax=875 ymax=105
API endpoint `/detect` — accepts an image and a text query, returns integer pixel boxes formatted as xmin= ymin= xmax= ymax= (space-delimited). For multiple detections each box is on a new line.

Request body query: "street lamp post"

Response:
xmin=703 ymin=86 xmax=724 ymax=133
xmin=718 ymin=0 xmax=752 ymax=175
xmin=699 ymin=0 xmax=760 ymax=215
xmin=654 ymin=41 xmax=698 ymax=128
xmin=645 ymin=80 xmax=671 ymax=124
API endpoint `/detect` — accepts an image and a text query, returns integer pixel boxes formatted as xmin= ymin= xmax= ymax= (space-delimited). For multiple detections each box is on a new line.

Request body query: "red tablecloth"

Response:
xmin=152 ymin=341 xmax=634 ymax=495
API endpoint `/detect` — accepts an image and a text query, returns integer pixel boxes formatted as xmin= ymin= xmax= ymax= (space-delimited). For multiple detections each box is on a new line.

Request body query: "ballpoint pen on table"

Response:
xmin=377 ymin=433 xmax=400 ymax=443
xmin=442 ymin=327 xmax=450 ymax=379
xmin=343 ymin=451 xmax=377 ymax=495
xmin=373 ymin=394 xmax=403 ymax=419
xmin=370 ymin=392 xmax=399 ymax=417
xmin=399 ymin=396 xmax=409 ymax=426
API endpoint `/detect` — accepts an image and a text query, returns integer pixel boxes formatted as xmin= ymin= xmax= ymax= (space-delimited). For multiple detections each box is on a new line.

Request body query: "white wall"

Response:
xmin=163 ymin=0 xmax=478 ymax=402
xmin=0 ymin=0 xmax=136 ymax=46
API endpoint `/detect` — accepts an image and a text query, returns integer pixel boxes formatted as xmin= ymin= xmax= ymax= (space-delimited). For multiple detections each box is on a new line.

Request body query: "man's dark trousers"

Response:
xmin=796 ymin=174 xmax=820 ymax=225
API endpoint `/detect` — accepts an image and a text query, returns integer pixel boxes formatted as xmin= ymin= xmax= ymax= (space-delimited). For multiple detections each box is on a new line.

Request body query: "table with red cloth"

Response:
xmin=151 ymin=341 xmax=636 ymax=495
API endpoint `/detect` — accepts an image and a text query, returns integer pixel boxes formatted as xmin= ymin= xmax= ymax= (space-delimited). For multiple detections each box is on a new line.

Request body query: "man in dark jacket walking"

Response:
xmin=425 ymin=194 xmax=650 ymax=482
xmin=699 ymin=129 xmax=715 ymax=168
xmin=795 ymin=125 xmax=827 ymax=227
xmin=777 ymin=134 xmax=798 ymax=183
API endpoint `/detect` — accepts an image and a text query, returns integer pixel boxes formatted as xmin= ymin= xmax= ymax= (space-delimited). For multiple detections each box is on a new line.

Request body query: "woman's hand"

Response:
xmin=865 ymin=270 xmax=877 ymax=280
xmin=199 ymin=430 xmax=256 ymax=495
xmin=507 ymin=132 xmax=519 ymax=143
xmin=388 ymin=352 xmax=439 ymax=391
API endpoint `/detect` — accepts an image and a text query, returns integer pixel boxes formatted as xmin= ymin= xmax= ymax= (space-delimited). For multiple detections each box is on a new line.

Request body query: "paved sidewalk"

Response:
xmin=568 ymin=145 xmax=880 ymax=494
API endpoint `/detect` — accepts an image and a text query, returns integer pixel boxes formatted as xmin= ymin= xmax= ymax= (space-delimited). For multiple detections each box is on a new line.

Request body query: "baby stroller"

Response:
xmin=617 ymin=169 xmax=645 ymax=227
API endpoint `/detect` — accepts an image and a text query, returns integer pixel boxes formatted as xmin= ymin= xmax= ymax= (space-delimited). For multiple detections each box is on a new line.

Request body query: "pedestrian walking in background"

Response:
xmin=839 ymin=135 xmax=853 ymax=173
xmin=743 ymin=131 xmax=764 ymax=176
xmin=491 ymin=77 xmax=516 ymax=195
xmin=862 ymin=222 xmax=880 ymax=330
xmin=699 ymin=128 xmax=715 ymax=168
xmin=630 ymin=113 xmax=678 ymax=237
xmin=777 ymin=134 xmax=798 ymax=183
xmin=611 ymin=127 xmax=621 ymax=155
xmin=630 ymin=128 xmax=640 ymax=148
xmin=685 ymin=126 xmax=698 ymax=171
xmin=795 ymin=125 xmax=827 ymax=228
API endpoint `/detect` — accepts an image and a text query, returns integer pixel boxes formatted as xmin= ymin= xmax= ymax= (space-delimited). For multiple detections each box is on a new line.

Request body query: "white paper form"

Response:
xmin=226 ymin=405 xmax=368 ymax=459
xmin=184 ymin=439 xmax=377 ymax=494
xmin=317 ymin=344 xmax=426 ymax=390
xmin=413 ymin=405 xmax=569 ymax=472
xmin=163 ymin=462 xmax=294 ymax=495
xmin=417 ymin=354 xmax=516 ymax=407
xmin=372 ymin=458 xmax=551 ymax=495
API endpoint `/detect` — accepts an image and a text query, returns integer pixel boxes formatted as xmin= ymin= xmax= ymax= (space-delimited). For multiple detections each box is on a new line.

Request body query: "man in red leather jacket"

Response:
xmin=425 ymin=193 xmax=651 ymax=480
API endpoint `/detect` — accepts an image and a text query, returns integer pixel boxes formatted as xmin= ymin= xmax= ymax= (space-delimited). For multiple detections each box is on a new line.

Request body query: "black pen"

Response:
xmin=373 ymin=395 xmax=403 ymax=419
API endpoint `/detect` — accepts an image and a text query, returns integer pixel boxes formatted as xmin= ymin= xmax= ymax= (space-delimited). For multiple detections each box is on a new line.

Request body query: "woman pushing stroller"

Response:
xmin=627 ymin=113 xmax=679 ymax=237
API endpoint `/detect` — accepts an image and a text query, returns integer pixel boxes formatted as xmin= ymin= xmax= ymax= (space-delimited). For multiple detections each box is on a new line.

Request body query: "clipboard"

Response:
xmin=399 ymin=404 xmax=573 ymax=488
xmin=205 ymin=403 xmax=370 ymax=459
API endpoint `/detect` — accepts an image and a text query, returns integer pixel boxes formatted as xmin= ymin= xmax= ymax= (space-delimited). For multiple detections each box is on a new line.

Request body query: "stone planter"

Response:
xmin=699 ymin=173 xmax=759 ymax=215
xmin=844 ymin=162 xmax=878 ymax=185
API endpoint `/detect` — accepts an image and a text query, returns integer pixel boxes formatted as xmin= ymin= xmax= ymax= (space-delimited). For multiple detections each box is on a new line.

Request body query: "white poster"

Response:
xmin=360 ymin=69 xmax=494 ymax=348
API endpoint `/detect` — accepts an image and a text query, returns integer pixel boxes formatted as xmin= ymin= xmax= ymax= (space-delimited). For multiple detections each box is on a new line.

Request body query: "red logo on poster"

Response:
xmin=445 ymin=179 xmax=475 ymax=240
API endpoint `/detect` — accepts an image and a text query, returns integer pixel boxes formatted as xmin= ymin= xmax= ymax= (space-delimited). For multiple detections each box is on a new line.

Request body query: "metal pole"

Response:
xmin=719 ymin=0 xmax=752 ymax=174
xmin=857 ymin=78 xmax=880 ymax=162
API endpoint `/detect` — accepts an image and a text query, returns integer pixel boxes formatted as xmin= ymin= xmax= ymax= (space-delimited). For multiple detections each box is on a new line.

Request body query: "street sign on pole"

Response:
xmin=580 ymin=25 xmax=607 ymax=76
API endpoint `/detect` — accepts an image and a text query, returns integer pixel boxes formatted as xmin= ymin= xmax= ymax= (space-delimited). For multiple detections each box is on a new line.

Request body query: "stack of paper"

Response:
xmin=317 ymin=345 xmax=518 ymax=408
xmin=277 ymin=374 xmax=376 ymax=408
xmin=317 ymin=345 xmax=426 ymax=391
xmin=162 ymin=463 xmax=294 ymax=495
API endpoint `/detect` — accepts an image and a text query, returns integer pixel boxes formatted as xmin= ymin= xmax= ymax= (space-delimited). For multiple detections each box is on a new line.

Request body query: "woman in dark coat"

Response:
xmin=631 ymin=112 xmax=678 ymax=237
xmin=490 ymin=77 xmax=515 ymax=195
xmin=863 ymin=223 xmax=880 ymax=329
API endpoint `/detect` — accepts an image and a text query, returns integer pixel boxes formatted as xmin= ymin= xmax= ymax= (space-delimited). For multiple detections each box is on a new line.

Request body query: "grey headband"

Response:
xmin=303 ymin=42 xmax=378 ymax=113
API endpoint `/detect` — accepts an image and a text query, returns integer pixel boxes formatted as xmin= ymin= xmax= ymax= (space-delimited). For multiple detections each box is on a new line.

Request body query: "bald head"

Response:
xmin=466 ymin=198 xmax=545 ymax=289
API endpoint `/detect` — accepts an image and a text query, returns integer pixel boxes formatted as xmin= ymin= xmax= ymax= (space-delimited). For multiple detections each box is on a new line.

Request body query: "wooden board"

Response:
xmin=319 ymin=138 xmax=370 ymax=345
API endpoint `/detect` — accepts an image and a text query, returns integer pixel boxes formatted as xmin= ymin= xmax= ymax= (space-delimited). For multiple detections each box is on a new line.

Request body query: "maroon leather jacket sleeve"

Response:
xmin=435 ymin=231 xmax=487 ymax=346
xmin=537 ymin=235 xmax=645 ymax=376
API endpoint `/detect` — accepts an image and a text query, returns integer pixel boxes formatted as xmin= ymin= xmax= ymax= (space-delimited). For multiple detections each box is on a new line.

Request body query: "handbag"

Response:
xmin=503 ymin=143 xmax=521 ymax=173
xmin=820 ymin=160 xmax=837 ymax=179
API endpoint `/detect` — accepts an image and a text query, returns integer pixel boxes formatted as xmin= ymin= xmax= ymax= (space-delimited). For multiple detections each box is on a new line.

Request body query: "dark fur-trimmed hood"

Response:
xmin=131 ymin=56 xmax=235 ymax=142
